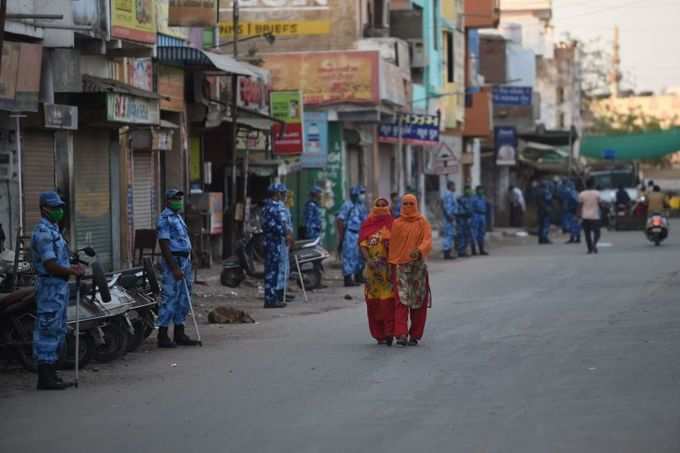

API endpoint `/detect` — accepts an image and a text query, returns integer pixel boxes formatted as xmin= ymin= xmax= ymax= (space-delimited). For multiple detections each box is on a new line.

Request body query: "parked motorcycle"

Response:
xmin=646 ymin=213 xmax=669 ymax=246
xmin=221 ymin=237 xmax=329 ymax=290
xmin=111 ymin=258 xmax=161 ymax=352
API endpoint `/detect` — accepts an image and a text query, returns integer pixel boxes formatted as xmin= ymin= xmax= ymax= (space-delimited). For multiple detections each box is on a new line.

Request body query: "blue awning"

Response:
xmin=156 ymin=47 xmax=259 ymax=77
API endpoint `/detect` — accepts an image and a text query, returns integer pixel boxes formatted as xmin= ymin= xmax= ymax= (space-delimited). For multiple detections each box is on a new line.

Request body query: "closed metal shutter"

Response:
xmin=133 ymin=151 xmax=154 ymax=230
xmin=74 ymin=131 xmax=112 ymax=270
xmin=23 ymin=131 xmax=55 ymax=234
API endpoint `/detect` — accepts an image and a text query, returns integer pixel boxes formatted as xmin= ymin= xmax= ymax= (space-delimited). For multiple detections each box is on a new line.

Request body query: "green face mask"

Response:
xmin=169 ymin=200 xmax=184 ymax=211
xmin=47 ymin=207 xmax=64 ymax=223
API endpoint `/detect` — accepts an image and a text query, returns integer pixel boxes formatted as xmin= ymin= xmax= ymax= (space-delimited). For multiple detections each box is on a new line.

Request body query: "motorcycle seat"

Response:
xmin=293 ymin=239 xmax=319 ymax=250
xmin=0 ymin=287 xmax=35 ymax=309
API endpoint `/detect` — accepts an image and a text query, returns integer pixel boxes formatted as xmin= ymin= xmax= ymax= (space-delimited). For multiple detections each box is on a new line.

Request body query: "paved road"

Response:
xmin=3 ymin=231 xmax=680 ymax=453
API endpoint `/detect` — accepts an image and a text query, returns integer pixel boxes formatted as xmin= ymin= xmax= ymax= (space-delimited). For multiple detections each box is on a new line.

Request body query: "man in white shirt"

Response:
xmin=578 ymin=179 xmax=602 ymax=254
xmin=509 ymin=185 xmax=526 ymax=227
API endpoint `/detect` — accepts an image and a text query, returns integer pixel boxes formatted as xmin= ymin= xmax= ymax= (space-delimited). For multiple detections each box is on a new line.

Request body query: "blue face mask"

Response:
xmin=358 ymin=194 xmax=366 ymax=203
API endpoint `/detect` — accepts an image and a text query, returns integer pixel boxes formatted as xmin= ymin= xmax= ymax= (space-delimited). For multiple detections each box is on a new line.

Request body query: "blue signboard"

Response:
xmin=466 ymin=29 xmax=480 ymax=95
xmin=493 ymin=86 xmax=533 ymax=106
xmin=301 ymin=111 xmax=329 ymax=168
xmin=495 ymin=126 xmax=518 ymax=166
xmin=602 ymin=148 xmax=617 ymax=160
xmin=378 ymin=113 xmax=441 ymax=147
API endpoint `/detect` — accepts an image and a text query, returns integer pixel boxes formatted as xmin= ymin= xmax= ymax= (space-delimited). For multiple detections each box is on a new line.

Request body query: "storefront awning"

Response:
xmin=237 ymin=106 xmax=284 ymax=131
xmin=156 ymin=47 xmax=260 ymax=78
xmin=82 ymin=75 xmax=159 ymax=99
xmin=581 ymin=128 xmax=680 ymax=160
xmin=518 ymin=129 xmax=577 ymax=147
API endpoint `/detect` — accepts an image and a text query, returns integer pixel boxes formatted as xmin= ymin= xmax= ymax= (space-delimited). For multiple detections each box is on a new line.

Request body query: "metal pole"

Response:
xmin=229 ymin=0 xmax=240 ymax=252
xmin=13 ymin=115 xmax=24 ymax=235
xmin=0 ymin=0 xmax=6 ymax=76
xmin=397 ymin=112 xmax=405 ymax=195
xmin=74 ymin=277 xmax=81 ymax=388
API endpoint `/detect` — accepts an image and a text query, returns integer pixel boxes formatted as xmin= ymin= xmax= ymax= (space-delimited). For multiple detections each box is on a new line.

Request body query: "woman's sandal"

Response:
xmin=396 ymin=336 xmax=409 ymax=346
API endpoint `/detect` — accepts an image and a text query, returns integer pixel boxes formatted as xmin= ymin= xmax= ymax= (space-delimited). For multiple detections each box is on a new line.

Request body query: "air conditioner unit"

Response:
xmin=409 ymin=40 xmax=427 ymax=68
xmin=0 ymin=153 xmax=13 ymax=181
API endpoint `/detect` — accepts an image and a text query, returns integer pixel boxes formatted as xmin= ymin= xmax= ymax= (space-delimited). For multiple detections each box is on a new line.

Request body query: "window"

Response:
xmin=374 ymin=0 xmax=385 ymax=27
xmin=558 ymin=112 xmax=566 ymax=129
xmin=557 ymin=87 xmax=565 ymax=104
xmin=446 ymin=31 xmax=454 ymax=83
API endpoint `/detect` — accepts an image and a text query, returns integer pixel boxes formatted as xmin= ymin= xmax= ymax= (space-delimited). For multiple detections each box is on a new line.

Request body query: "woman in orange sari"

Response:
xmin=388 ymin=194 xmax=433 ymax=346
xmin=359 ymin=198 xmax=395 ymax=345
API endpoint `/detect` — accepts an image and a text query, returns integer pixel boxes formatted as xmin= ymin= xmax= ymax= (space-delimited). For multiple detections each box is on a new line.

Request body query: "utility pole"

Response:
xmin=0 ymin=0 xmax=7 ymax=76
xmin=228 ymin=0 xmax=240 ymax=257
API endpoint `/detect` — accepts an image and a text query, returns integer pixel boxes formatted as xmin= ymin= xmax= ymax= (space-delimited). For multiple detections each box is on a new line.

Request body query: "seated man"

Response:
xmin=616 ymin=185 xmax=631 ymax=207
xmin=647 ymin=185 xmax=668 ymax=214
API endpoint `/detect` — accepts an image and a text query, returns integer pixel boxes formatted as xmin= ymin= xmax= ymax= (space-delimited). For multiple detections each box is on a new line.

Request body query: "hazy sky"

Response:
xmin=553 ymin=0 xmax=680 ymax=93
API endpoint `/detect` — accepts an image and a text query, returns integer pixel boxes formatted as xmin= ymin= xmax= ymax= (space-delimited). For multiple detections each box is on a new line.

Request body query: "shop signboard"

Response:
xmin=302 ymin=111 xmax=328 ymax=168
xmin=219 ymin=0 xmax=330 ymax=38
xmin=107 ymin=93 xmax=160 ymax=125
xmin=271 ymin=91 xmax=303 ymax=156
xmin=111 ymin=0 xmax=157 ymax=44
xmin=263 ymin=51 xmax=380 ymax=106
xmin=378 ymin=113 xmax=441 ymax=147
xmin=44 ymin=104 xmax=78 ymax=130
xmin=492 ymin=86 xmax=533 ymax=106
xmin=495 ymin=126 xmax=518 ymax=166
xmin=169 ymin=0 xmax=217 ymax=27
xmin=238 ymin=75 xmax=270 ymax=116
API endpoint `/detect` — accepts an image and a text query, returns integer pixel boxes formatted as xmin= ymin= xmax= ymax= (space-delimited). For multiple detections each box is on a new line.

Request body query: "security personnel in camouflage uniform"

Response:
xmin=471 ymin=185 xmax=489 ymax=256
xmin=456 ymin=186 xmax=475 ymax=257
xmin=441 ymin=181 xmax=458 ymax=260
xmin=303 ymin=185 xmax=323 ymax=240
xmin=336 ymin=185 xmax=368 ymax=287
xmin=262 ymin=183 xmax=291 ymax=308
xmin=32 ymin=191 xmax=82 ymax=390
xmin=156 ymin=189 xmax=200 ymax=348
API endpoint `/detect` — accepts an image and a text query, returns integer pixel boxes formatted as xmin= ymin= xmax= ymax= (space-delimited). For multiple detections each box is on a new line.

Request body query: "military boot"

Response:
xmin=471 ymin=244 xmax=478 ymax=256
xmin=174 ymin=325 xmax=200 ymax=346
xmin=157 ymin=326 xmax=176 ymax=348
xmin=37 ymin=364 xmax=70 ymax=390
xmin=354 ymin=273 xmax=366 ymax=284
xmin=479 ymin=240 xmax=489 ymax=256
xmin=344 ymin=275 xmax=359 ymax=287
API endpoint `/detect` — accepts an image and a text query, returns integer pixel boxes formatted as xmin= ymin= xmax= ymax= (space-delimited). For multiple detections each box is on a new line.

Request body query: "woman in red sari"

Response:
xmin=359 ymin=198 xmax=395 ymax=345
xmin=388 ymin=194 xmax=433 ymax=346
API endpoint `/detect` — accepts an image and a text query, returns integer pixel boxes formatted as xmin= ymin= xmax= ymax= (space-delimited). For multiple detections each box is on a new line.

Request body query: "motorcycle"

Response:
xmin=111 ymin=257 xmax=161 ymax=352
xmin=645 ymin=213 xmax=669 ymax=246
xmin=221 ymin=237 xmax=329 ymax=290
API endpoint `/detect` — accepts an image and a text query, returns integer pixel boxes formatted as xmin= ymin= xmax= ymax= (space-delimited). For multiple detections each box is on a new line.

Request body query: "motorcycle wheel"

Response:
xmin=221 ymin=268 xmax=244 ymax=288
xmin=94 ymin=317 xmax=129 ymax=363
xmin=143 ymin=258 xmax=160 ymax=296
xmin=140 ymin=308 xmax=157 ymax=338
xmin=126 ymin=316 xmax=146 ymax=353
xmin=4 ymin=318 xmax=35 ymax=372
xmin=248 ymin=234 xmax=266 ymax=263
xmin=60 ymin=332 xmax=95 ymax=370
xmin=92 ymin=262 xmax=112 ymax=303
xmin=298 ymin=268 xmax=322 ymax=291
xmin=655 ymin=239 xmax=661 ymax=246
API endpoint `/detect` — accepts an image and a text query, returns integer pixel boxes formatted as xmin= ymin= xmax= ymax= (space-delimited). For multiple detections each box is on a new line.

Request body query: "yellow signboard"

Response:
xmin=219 ymin=20 xmax=330 ymax=38
xmin=111 ymin=0 xmax=157 ymax=44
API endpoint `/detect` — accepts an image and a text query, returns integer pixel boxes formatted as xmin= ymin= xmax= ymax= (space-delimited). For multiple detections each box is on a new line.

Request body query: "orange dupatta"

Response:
xmin=388 ymin=194 xmax=432 ymax=265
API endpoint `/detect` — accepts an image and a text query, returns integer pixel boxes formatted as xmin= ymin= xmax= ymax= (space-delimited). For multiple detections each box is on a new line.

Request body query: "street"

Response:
xmin=3 ymin=230 xmax=680 ymax=453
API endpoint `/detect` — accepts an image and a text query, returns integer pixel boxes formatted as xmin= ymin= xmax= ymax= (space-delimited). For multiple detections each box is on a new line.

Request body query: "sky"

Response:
xmin=553 ymin=0 xmax=680 ymax=93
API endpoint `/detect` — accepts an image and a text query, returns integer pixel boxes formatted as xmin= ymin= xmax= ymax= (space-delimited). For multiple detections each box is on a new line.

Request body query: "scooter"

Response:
xmin=221 ymin=237 xmax=329 ymax=290
xmin=289 ymin=237 xmax=330 ymax=290
xmin=646 ymin=213 xmax=669 ymax=246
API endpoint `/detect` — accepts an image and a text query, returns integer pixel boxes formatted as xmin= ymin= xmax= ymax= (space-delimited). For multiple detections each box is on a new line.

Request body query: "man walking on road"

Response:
xmin=579 ymin=179 xmax=603 ymax=254
xmin=440 ymin=181 xmax=458 ymax=260
xmin=31 ymin=191 xmax=82 ymax=390
xmin=336 ymin=185 xmax=368 ymax=287
xmin=156 ymin=189 xmax=200 ymax=347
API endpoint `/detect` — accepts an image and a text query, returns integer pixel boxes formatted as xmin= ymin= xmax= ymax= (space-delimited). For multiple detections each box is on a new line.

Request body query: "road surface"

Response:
xmin=2 ymin=231 xmax=680 ymax=453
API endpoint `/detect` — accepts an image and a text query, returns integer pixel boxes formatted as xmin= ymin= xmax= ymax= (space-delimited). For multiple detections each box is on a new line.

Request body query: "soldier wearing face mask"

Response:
xmin=336 ymin=185 xmax=368 ymax=287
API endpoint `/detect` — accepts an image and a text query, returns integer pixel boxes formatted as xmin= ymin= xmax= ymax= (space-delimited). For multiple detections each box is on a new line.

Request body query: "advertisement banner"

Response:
xmin=127 ymin=58 xmax=153 ymax=92
xmin=263 ymin=51 xmax=380 ymax=106
xmin=495 ymin=126 xmax=518 ymax=166
xmin=492 ymin=86 xmax=533 ymax=106
xmin=111 ymin=0 xmax=157 ymax=44
xmin=271 ymin=91 xmax=304 ymax=156
xmin=302 ymin=111 xmax=328 ymax=168
xmin=378 ymin=113 xmax=441 ymax=147
xmin=169 ymin=0 xmax=217 ymax=27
